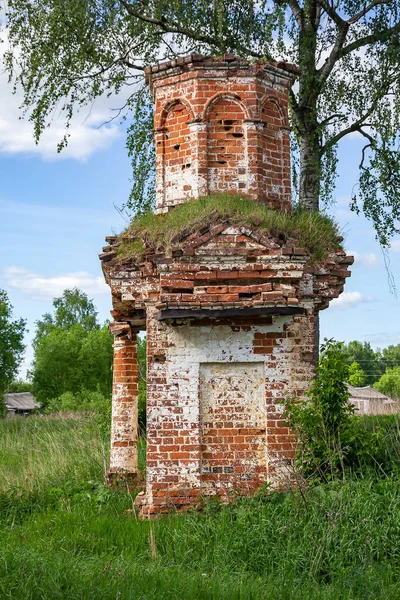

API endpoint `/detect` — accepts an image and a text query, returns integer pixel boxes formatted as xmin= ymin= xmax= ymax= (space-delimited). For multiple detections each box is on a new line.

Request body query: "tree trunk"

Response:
xmin=295 ymin=1 xmax=321 ymax=213
xmin=299 ymin=134 xmax=321 ymax=212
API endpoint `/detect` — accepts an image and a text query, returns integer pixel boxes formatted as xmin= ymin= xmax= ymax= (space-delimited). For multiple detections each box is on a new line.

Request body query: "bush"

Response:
xmin=351 ymin=414 xmax=400 ymax=476
xmin=374 ymin=366 xmax=400 ymax=400
xmin=46 ymin=389 xmax=111 ymax=441
xmin=6 ymin=379 xmax=33 ymax=393
xmin=0 ymin=395 xmax=7 ymax=419
xmin=137 ymin=335 xmax=147 ymax=433
xmin=138 ymin=386 xmax=146 ymax=434
xmin=286 ymin=339 xmax=353 ymax=480
xmin=286 ymin=339 xmax=387 ymax=481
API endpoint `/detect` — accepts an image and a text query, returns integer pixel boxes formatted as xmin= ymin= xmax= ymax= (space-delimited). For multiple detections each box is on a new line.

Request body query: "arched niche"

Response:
xmin=162 ymin=100 xmax=195 ymax=206
xmin=205 ymin=95 xmax=248 ymax=195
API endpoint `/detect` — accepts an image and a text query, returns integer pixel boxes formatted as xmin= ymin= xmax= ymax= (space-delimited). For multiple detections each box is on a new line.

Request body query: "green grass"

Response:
xmin=0 ymin=415 xmax=105 ymax=495
xmin=1 ymin=416 xmax=400 ymax=599
xmin=118 ymin=194 xmax=342 ymax=263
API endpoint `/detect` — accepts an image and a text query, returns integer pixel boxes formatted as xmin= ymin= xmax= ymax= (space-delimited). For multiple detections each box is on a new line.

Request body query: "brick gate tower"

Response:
xmin=100 ymin=55 xmax=353 ymax=516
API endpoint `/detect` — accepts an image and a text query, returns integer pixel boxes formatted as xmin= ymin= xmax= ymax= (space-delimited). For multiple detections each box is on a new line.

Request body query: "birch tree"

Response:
xmin=3 ymin=1 xmax=400 ymax=242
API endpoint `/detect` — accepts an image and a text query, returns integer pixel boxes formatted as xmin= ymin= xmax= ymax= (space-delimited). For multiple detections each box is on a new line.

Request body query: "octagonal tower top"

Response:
xmin=145 ymin=54 xmax=297 ymax=214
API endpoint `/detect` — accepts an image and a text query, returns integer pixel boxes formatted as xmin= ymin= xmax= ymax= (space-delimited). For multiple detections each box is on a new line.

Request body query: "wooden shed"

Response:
xmin=4 ymin=393 xmax=39 ymax=416
xmin=346 ymin=384 xmax=398 ymax=415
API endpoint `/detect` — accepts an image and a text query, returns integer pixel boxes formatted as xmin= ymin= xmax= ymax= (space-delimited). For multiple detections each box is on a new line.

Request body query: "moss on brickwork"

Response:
xmin=119 ymin=195 xmax=342 ymax=262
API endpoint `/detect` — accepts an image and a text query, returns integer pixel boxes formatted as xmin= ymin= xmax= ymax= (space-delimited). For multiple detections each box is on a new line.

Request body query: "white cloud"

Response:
xmin=0 ymin=27 xmax=124 ymax=160
xmin=389 ymin=240 xmax=400 ymax=253
xmin=330 ymin=291 xmax=373 ymax=309
xmin=3 ymin=267 xmax=109 ymax=300
xmin=363 ymin=331 xmax=400 ymax=347
xmin=0 ymin=115 xmax=121 ymax=161
xmin=349 ymin=251 xmax=380 ymax=268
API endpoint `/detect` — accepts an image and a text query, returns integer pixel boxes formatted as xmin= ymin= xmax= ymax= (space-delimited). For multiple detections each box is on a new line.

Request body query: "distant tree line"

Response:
xmin=0 ymin=290 xmax=26 ymax=416
xmin=343 ymin=341 xmax=400 ymax=399
xmin=2 ymin=288 xmax=147 ymax=429
xmin=31 ymin=288 xmax=114 ymax=407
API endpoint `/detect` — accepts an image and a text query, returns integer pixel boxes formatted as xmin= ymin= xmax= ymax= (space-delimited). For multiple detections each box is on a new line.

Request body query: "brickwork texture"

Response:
xmin=147 ymin=55 xmax=294 ymax=213
xmin=101 ymin=55 xmax=353 ymax=517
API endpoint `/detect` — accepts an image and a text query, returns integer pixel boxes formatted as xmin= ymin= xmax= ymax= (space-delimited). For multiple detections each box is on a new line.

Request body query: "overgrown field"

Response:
xmin=1 ymin=416 xmax=400 ymax=599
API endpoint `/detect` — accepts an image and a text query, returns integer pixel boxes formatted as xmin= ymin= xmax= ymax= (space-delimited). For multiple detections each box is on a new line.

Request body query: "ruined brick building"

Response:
xmin=100 ymin=55 xmax=353 ymax=516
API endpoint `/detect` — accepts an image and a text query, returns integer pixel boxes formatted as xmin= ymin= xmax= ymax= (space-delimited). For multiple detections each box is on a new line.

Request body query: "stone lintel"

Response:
xmin=157 ymin=306 xmax=306 ymax=321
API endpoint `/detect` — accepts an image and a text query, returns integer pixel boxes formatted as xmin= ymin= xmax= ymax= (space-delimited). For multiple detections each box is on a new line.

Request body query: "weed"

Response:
xmin=286 ymin=339 xmax=400 ymax=482
xmin=118 ymin=194 xmax=342 ymax=263
xmin=1 ymin=417 xmax=400 ymax=598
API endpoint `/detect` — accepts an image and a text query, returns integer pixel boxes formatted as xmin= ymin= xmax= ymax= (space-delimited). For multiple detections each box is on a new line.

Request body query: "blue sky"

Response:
xmin=1 ymin=69 xmax=399 ymax=378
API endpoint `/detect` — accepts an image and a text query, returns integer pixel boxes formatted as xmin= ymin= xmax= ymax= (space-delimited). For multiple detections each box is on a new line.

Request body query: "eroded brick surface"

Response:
xmin=102 ymin=225 xmax=352 ymax=515
xmin=146 ymin=55 xmax=294 ymax=212
xmin=101 ymin=54 xmax=353 ymax=516
xmin=106 ymin=327 xmax=141 ymax=483
xmin=199 ymin=362 xmax=266 ymax=492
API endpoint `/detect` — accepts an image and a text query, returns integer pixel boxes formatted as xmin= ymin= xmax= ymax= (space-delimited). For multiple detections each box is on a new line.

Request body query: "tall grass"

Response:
xmin=119 ymin=194 xmax=342 ymax=263
xmin=0 ymin=415 xmax=105 ymax=495
xmin=1 ymin=416 xmax=400 ymax=598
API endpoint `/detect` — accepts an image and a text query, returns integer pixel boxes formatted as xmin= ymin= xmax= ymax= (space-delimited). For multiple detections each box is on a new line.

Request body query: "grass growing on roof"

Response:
xmin=119 ymin=194 xmax=342 ymax=262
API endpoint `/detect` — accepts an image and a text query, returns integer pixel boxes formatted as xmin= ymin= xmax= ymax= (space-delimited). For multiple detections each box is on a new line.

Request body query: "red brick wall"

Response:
xmin=147 ymin=57 xmax=295 ymax=212
xmin=200 ymin=362 xmax=267 ymax=494
xmin=137 ymin=311 xmax=314 ymax=516
xmin=207 ymin=97 xmax=247 ymax=195
xmin=101 ymin=57 xmax=353 ymax=516
xmin=163 ymin=102 xmax=195 ymax=203
xmin=260 ymin=99 xmax=291 ymax=207
xmin=101 ymin=220 xmax=353 ymax=514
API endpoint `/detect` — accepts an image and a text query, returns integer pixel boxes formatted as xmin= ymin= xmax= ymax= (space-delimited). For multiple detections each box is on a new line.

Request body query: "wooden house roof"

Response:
xmin=4 ymin=393 xmax=39 ymax=411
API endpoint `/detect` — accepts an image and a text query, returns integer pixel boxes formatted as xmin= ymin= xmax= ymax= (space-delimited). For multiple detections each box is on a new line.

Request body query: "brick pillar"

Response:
xmin=106 ymin=322 xmax=141 ymax=486
xmin=189 ymin=121 xmax=208 ymax=197
xmin=154 ymin=127 xmax=166 ymax=214
xmin=244 ymin=120 xmax=262 ymax=199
